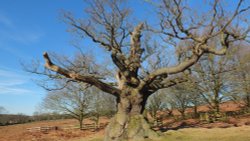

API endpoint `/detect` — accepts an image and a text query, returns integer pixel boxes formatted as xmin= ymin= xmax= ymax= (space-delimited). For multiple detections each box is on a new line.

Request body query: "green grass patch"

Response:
xmin=161 ymin=126 xmax=250 ymax=141
xmin=76 ymin=126 xmax=250 ymax=141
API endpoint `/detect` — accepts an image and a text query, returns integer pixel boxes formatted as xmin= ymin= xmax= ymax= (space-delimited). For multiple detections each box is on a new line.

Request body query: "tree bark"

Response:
xmin=193 ymin=105 xmax=198 ymax=118
xmin=180 ymin=111 xmax=185 ymax=120
xmin=213 ymin=100 xmax=220 ymax=114
xmin=95 ymin=115 xmax=100 ymax=130
xmin=104 ymin=89 xmax=159 ymax=141
xmin=79 ymin=118 xmax=83 ymax=130
xmin=245 ymin=94 xmax=250 ymax=108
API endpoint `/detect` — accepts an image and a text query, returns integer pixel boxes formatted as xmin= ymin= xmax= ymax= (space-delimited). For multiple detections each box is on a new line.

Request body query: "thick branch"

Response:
xmin=43 ymin=52 xmax=121 ymax=97
xmin=147 ymin=77 xmax=189 ymax=94
xmin=128 ymin=23 xmax=144 ymax=74
xmin=140 ymin=52 xmax=200 ymax=88
xmin=202 ymin=45 xmax=227 ymax=55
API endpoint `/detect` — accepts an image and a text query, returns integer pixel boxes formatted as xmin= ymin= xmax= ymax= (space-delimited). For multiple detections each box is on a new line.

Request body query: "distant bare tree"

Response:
xmin=193 ymin=52 xmax=235 ymax=114
xmin=230 ymin=47 xmax=250 ymax=107
xmin=188 ymin=90 xmax=204 ymax=118
xmin=88 ymin=87 xmax=117 ymax=129
xmin=42 ymin=82 xmax=90 ymax=129
xmin=169 ymin=78 xmax=204 ymax=118
xmin=146 ymin=90 xmax=168 ymax=123
xmin=167 ymin=85 xmax=191 ymax=119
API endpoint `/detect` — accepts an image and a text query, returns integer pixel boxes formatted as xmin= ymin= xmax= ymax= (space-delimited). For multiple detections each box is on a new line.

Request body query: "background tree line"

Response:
xmin=146 ymin=46 xmax=250 ymax=123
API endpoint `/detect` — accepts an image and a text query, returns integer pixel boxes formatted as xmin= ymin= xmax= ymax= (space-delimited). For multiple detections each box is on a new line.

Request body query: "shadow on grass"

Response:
xmin=155 ymin=120 xmax=237 ymax=132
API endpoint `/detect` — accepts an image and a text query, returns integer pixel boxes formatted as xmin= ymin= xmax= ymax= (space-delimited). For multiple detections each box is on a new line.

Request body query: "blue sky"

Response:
xmin=0 ymin=0 xmax=88 ymax=115
xmin=0 ymin=0 xmax=248 ymax=115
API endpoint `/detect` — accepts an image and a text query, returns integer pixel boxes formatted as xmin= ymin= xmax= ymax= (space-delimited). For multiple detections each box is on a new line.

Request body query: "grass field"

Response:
xmin=162 ymin=126 xmax=250 ymax=141
xmin=83 ymin=126 xmax=250 ymax=141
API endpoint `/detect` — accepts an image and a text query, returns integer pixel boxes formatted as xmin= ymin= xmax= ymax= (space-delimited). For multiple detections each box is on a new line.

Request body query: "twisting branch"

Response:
xmin=43 ymin=52 xmax=121 ymax=97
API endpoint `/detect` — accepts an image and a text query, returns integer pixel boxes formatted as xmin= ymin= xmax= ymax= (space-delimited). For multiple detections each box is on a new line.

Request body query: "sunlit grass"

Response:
xmin=83 ymin=126 xmax=250 ymax=141
xmin=161 ymin=126 xmax=250 ymax=141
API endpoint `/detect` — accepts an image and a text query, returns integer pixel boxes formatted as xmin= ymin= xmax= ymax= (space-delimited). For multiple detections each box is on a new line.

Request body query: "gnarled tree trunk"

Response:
xmin=104 ymin=89 xmax=159 ymax=141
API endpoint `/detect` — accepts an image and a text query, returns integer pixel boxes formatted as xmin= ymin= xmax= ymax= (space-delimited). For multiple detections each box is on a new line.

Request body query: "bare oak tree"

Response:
xmin=146 ymin=90 xmax=168 ymax=124
xmin=192 ymin=53 xmax=235 ymax=114
xmin=34 ymin=0 xmax=249 ymax=140
xmin=88 ymin=87 xmax=117 ymax=129
xmin=230 ymin=46 xmax=250 ymax=107
xmin=167 ymin=85 xmax=191 ymax=119
xmin=42 ymin=82 xmax=90 ymax=129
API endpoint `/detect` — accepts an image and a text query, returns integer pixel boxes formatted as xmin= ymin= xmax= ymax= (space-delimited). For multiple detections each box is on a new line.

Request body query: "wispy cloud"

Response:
xmin=0 ymin=12 xmax=44 ymax=45
xmin=0 ymin=86 xmax=33 ymax=95
xmin=2 ymin=29 xmax=44 ymax=44
xmin=0 ymin=68 xmax=34 ymax=95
